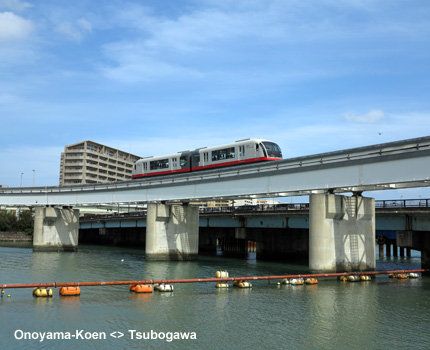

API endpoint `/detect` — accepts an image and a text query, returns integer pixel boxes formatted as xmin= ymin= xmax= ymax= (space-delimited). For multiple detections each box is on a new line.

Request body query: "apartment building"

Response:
xmin=59 ymin=141 xmax=141 ymax=186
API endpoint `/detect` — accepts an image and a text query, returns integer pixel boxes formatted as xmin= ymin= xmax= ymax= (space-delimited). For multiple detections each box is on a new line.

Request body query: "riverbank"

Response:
xmin=0 ymin=232 xmax=32 ymax=242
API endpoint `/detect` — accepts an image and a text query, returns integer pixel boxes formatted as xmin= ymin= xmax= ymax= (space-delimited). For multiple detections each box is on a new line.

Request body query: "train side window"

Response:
xmin=228 ymin=148 xmax=235 ymax=159
xmin=204 ymin=153 xmax=208 ymax=162
xmin=180 ymin=156 xmax=187 ymax=167
xmin=150 ymin=159 xmax=169 ymax=170
xmin=172 ymin=158 xmax=178 ymax=168
xmin=256 ymin=143 xmax=259 ymax=151
xmin=161 ymin=159 xmax=169 ymax=168
xmin=212 ymin=147 xmax=235 ymax=161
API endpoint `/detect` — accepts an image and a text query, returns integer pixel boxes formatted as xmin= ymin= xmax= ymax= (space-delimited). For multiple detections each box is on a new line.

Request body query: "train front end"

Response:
xmin=260 ymin=141 xmax=282 ymax=160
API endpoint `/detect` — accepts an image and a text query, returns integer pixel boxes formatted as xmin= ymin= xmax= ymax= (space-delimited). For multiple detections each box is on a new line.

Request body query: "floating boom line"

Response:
xmin=1 ymin=269 xmax=427 ymax=289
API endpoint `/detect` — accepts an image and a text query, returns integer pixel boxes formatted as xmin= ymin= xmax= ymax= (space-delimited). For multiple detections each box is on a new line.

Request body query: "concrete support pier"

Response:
xmin=33 ymin=207 xmax=79 ymax=252
xmin=309 ymin=194 xmax=375 ymax=273
xmin=146 ymin=203 xmax=199 ymax=261
xmin=397 ymin=230 xmax=430 ymax=272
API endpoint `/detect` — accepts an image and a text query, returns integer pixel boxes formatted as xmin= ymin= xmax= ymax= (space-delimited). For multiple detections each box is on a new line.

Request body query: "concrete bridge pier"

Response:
xmin=146 ymin=203 xmax=199 ymax=261
xmin=397 ymin=230 xmax=430 ymax=272
xmin=309 ymin=194 xmax=376 ymax=273
xmin=33 ymin=206 xmax=79 ymax=252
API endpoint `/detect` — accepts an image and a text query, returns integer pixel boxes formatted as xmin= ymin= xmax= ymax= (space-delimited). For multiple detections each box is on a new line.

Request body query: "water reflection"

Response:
xmin=0 ymin=245 xmax=429 ymax=350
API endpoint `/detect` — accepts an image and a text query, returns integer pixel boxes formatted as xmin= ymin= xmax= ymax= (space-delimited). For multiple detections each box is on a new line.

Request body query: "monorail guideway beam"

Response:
xmin=309 ymin=193 xmax=375 ymax=273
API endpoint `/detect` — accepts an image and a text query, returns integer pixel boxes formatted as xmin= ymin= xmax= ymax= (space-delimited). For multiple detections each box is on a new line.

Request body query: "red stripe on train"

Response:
xmin=131 ymin=157 xmax=281 ymax=179
xmin=132 ymin=168 xmax=190 ymax=178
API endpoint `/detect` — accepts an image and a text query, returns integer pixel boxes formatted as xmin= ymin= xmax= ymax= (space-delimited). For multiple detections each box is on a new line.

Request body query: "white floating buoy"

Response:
xmin=238 ymin=281 xmax=252 ymax=288
xmin=216 ymin=270 xmax=229 ymax=278
xmin=290 ymin=278 xmax=304 ymax=286
xmin=154 ymin=284 xmax=174 ymax=292
xmin=408 ymin=272 xmax=420 ymax=278
xmin=347 ymin=275 xmax=360 ymax=282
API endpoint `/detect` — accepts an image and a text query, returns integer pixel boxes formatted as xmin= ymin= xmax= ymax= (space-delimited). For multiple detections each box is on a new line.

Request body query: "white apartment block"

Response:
xmin=59 ymin=141 xmax=141 ymax=186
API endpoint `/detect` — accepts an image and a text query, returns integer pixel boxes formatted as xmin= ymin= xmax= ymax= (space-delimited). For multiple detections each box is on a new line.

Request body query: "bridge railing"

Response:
xmin=80 ymin=199 xmax=430 ymax=222
xmin=199 ymin=203 xmax=310 ymax=214
xmin=375 ymin=199 xmax=430 ymax=208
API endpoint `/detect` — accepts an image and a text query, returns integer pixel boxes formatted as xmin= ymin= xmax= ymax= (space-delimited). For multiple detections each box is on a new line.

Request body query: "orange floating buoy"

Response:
xmin=305 ymin=278 xmax=318 ymax=284
xmin=59 ymin=286 xmax=81 ymax=296
xmin=397 ymin=273 xmax=408 ymax=279
xmin=130 ymin=284 xmax=153 ymax=293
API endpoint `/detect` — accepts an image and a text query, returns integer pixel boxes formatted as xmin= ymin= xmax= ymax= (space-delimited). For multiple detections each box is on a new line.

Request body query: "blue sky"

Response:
xmin=1 ymin=0 xmax=430 ymax=199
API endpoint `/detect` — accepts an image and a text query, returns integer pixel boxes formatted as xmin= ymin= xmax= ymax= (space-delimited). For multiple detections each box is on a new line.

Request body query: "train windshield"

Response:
xmin=261 ymin=142 xmax=282 ymax=158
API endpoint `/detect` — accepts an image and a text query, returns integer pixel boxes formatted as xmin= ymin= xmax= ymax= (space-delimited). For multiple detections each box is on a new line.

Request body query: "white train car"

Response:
xmin=131 ymin=138 xmax=282 ymax=179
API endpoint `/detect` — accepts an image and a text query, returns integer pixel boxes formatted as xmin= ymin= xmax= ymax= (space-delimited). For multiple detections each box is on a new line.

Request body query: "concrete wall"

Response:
xmin=309 ymin=194 xmax=375 ymax=273
xmin=146 ymin=204 xmax=199 ymax=260
xmin=33 ymin=207 xmax=79 ymax=252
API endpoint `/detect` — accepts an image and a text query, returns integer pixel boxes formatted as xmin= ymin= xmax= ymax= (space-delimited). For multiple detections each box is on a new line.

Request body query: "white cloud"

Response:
xmin=343 ymin=109 xmax=386 ymax=123
xmin=0 ymin=0 xmax=32 ymax=12
xmin=55 ymin=17 xmax=92 ymax=42
xmin=77 ymin=18 xmax=92 ymax=32
xmin=99 ymin=4 xmax=292 ymax=83
xmin=0 ymin=11 xmax=33 ymax=42
xmin=100 ymin=0 xmax=411 ymax=84
xmin=100 ymin=39 xmax=203 ymax=83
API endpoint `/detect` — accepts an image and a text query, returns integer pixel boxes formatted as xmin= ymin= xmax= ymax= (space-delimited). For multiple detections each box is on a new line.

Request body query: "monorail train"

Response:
xmin=131 ymin=138 xmax=282 ymax=179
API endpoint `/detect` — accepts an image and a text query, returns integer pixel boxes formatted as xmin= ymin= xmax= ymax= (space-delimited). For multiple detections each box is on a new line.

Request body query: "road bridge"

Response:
xmin=79 ymin=199 xmax=430 ymax=261
xmin=1 ymin=136 xmax=430 ymax=272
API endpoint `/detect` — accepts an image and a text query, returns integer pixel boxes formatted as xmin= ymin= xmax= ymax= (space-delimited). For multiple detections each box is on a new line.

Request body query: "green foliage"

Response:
xmin=0 ymin=209 xmax=34 ymax=235
xmin=0 ymin=211 xmax=17 ymax=231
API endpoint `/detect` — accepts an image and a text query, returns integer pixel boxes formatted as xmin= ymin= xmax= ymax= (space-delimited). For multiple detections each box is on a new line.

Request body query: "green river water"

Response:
xmin=0 ymin=244 xmax=429 ymax=350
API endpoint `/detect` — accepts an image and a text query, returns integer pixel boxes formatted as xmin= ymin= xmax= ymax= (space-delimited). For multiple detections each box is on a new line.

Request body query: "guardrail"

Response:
xmin=375 ymin=199 xmax=430 ymax=208
xmin=80 ymin=198 xmax=430 ymax=222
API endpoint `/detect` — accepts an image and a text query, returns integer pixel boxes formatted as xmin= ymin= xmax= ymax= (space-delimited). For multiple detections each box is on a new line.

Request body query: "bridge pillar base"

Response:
xmin=397 ymin=230 xmax=430 ymax=272
xmin=146 ymin=204 xmax=199 ymax=261
xmin=422 ymin=252 xmax=430 ymax=274
xmin=33 ymin=207 xmax=79 ymax=252
xmin=309 ymin=194 xmax=375 ymax=273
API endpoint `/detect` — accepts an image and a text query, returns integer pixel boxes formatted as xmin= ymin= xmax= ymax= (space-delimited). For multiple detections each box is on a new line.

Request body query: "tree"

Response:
xmin=0 ymin=211 xmax=18 ymax=232
xmin=18 ymin=210 xmax=34 ymax=235
xmin=0 ymin=209 xmax=34 ymax=235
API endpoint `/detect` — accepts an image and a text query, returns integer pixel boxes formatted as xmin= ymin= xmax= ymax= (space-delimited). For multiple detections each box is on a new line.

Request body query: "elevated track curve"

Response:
xmin=1 ymin=136 xmax=430 ymax=207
